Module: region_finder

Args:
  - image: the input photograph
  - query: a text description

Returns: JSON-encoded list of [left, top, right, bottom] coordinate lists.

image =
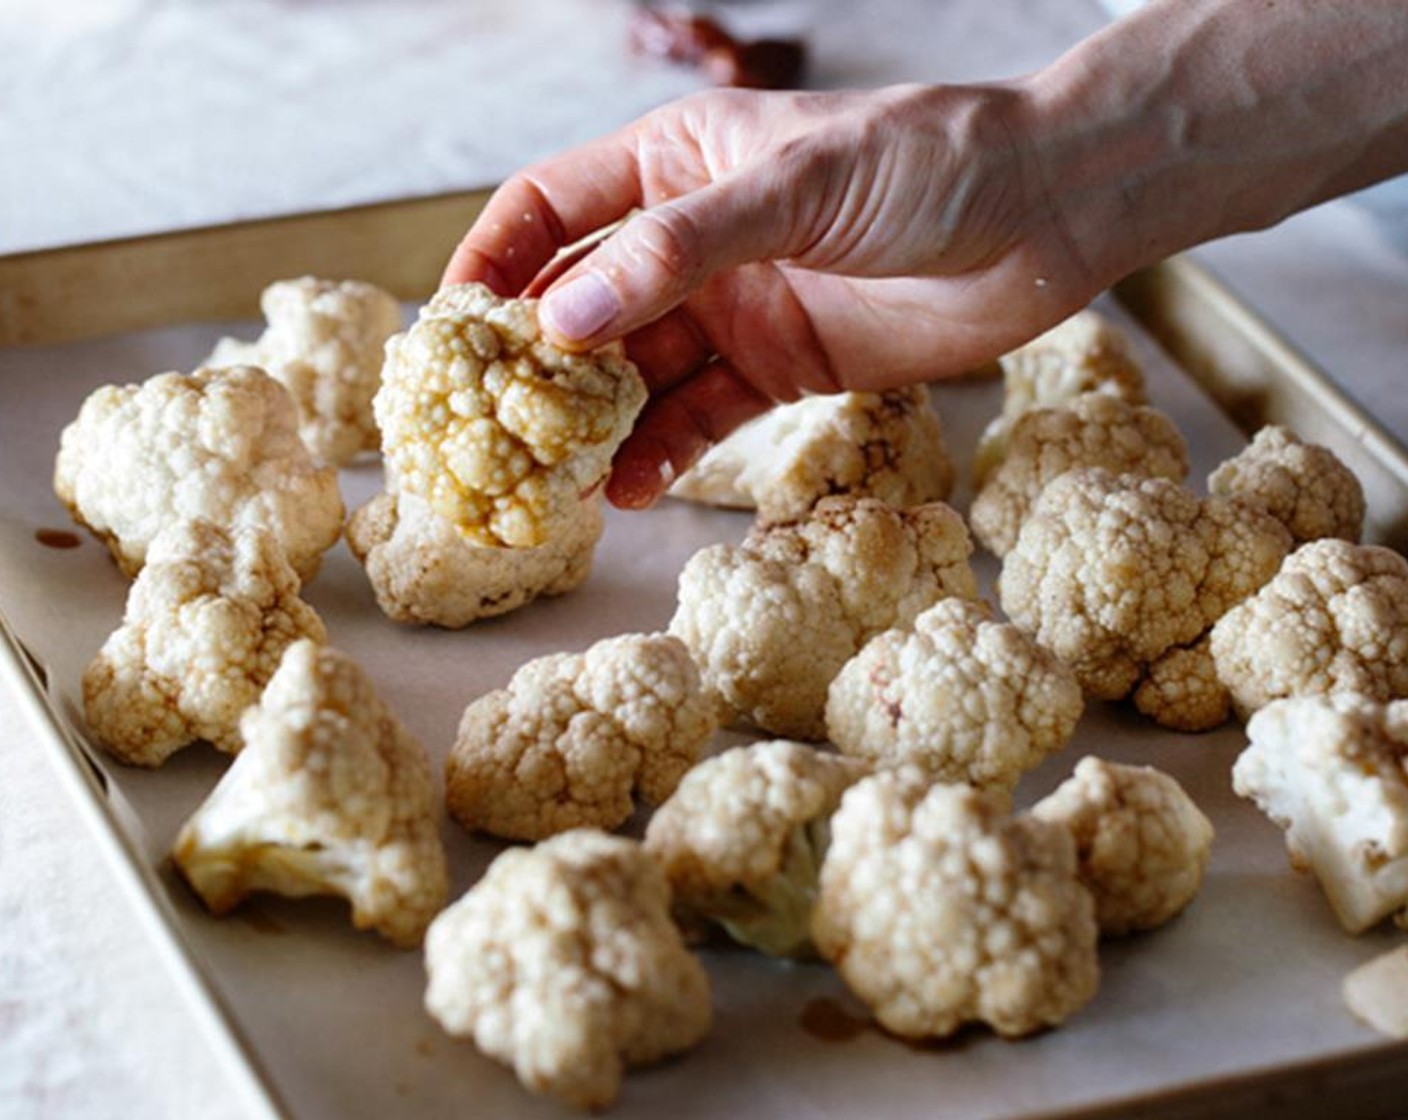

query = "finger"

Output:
[[440, 131, 646, 294], [522, 225, 613, 299], [539, 172, 807, 349], [606, 357, 773, 509], [442, 245, 512, 296], [622, 308, 713, 392]]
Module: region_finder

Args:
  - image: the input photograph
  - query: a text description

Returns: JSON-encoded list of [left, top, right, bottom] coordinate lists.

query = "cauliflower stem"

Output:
[[712, 815, 833, 957]]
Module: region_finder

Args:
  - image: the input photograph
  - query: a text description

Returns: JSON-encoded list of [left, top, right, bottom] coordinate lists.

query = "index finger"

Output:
[[441, 129, 646, 295]]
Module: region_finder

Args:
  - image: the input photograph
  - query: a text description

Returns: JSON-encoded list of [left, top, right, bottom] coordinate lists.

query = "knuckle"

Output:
[[624, 206, 703, 288], [515, 173, 567, 246]]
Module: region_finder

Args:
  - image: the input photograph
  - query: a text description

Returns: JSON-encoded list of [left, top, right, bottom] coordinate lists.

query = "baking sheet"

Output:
[[1, 294, 1406, 1120]]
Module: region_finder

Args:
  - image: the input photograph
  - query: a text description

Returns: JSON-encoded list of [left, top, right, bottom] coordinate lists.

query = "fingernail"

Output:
[[541, 273, 620, 341], [606, 456, 665, 510]]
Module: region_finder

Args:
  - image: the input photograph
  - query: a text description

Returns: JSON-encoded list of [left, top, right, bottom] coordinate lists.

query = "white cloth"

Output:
[[0, 0, 1101, 254], [0, 0, 702, 253], [0, 684, 246, 1120]]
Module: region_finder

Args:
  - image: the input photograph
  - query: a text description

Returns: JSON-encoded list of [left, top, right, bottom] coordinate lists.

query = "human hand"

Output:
[[444, 0, 1408, 507], [446, 0, 1408, 510], [444, 84, 1104, 507]]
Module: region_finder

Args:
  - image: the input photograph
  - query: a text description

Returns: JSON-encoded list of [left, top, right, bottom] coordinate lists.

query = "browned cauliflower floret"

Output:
[[1233, 694, 1408, 933], [973, 309, 1146, 486], [969, 392, 1189, 557], [825, 598, 1083, 790], [423, 830, 711, 1111], [374, 282, 646, 548], [1208, 424, 1366, 545], [670, 496, 978, 740], [208, 277, 403, 466], [82, 519, 326, 767], [346, 489, 602, 627], [1211, 539, 1408, 718], [446, 633, 717, 841], [1131, 638, 1232, 732], [643, 741, 866, 957], [53, 365, 344, 581], [1031, 757, 1214, 936], [812, 773, 1099, 1039], [669, 387, 954, 522], [999, 469, 1291, 700], [173, 641, 449, 948]]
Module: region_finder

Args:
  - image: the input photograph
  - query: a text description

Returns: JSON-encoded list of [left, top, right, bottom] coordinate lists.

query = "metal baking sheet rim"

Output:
[[4, 194, 1408, 1119], [0, 612, 293, 1120]]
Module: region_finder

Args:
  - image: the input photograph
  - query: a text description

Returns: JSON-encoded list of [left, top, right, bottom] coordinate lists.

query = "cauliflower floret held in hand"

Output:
[[1032, 757, 1214, 936], [970, 392, 1189, 557], [83, 519, 326, 767], [374, 282, 647, 549], [825, 598, 1082, 791], [643, 741, 867, 957], [669, 387, 954, 522], [423, 830, 712, 1112], [53, 365, 344, 581], [1234, 693, 1408, 933], [208, 276, 403, 466], [973, 309, 1146, 487], [999, 469, 1291, 701], [446, 633, 717, 841], [346, 489, 603, 627], [812, 773, 1099, 1039], [671, 495, 978, 740], [1208, 424, 1365, 545], [1210, 539, 1408, 718], [173, 640, 448, 948]]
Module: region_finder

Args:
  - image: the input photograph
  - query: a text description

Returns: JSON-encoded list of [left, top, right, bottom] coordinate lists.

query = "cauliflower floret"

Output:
[[1031, 757, 1214, 936], [670, 496, 978, 740], [1129, 428, 1358, 733], [82, 519, 326, 766], [1233, 693, 1408, 933], [423, 829, 711, 1111], [346, 489, 602, 627], [1343, 946, 1408, 1038], [209, 277, 403, 466], [812, 773, 1099, 1039], [53, 365, 344, 581], [1210, 539, 1408, 718], [446, 633, 717, 841], [825, 598, 1083, 790], [1208, 424, 1365, 545], [1132, 637, 1232, 732], [173, 640, 448, 948], [669, 387, 954, 522], [969, 392, 1189, 557], [999, 469, 1291, 700], [973, 309, 1146, 486], [374, 283, 646, 548], [643, 741, 866, 957]]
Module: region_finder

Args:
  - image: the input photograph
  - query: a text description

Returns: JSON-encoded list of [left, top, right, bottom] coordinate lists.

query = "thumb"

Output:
[[538, 175, 802, 348]]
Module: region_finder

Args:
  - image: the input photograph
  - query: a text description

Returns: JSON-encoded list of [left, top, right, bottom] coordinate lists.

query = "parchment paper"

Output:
[[0, 305, 1400, 1120]]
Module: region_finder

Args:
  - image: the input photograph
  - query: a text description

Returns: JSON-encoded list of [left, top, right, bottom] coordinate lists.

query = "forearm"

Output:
[[1026, 0, 1408, 284]]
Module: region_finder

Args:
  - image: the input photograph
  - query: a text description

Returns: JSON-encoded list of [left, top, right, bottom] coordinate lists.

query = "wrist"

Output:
[[1018, 35, 1204, 288]]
